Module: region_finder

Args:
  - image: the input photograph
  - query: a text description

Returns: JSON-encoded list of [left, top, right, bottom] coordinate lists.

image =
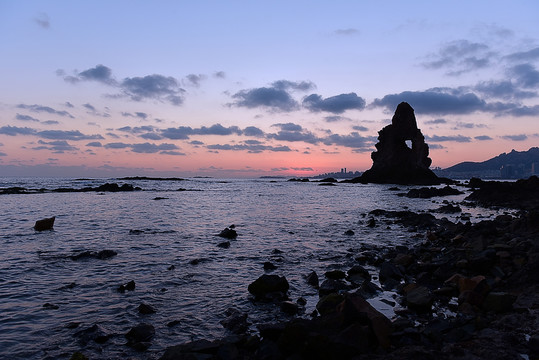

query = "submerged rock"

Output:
[[125, 323, 155, 351], [34, 216, 55, 231], [117, 280, 136, 293], [248, 274, 289, 299], [218, 227, 237, 239]]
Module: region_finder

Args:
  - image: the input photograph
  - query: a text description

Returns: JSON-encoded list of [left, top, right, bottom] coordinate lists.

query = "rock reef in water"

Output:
[[352, 102, 443, 185]]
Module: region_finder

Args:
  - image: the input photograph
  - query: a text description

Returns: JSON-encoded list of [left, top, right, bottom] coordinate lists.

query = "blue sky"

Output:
[[1, 1, 539, 177]]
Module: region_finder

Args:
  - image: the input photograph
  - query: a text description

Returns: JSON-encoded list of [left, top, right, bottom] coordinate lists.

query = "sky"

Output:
[[1, 1, 539, 178]]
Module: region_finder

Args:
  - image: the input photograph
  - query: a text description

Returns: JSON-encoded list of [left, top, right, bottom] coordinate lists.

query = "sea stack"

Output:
[[355, 102, 441, 185]]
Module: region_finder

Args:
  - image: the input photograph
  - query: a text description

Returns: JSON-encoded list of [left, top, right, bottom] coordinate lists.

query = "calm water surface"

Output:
[[0, 177, 505, 359]]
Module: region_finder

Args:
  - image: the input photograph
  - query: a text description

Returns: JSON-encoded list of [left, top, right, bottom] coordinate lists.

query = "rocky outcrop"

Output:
[[34, 216, 55, 231], [352, 102, 443, 185]]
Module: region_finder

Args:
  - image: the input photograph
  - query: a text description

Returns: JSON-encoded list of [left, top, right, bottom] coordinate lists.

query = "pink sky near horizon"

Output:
[[1, 1, 538, 178]]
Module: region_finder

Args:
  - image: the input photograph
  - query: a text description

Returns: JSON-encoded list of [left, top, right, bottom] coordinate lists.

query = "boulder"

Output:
[[248, 274, 289, 299], [349, 102, 443, 185], [125, 323, 155, 351], [218, 227, 237, 239], [34, 216, 55, 231]]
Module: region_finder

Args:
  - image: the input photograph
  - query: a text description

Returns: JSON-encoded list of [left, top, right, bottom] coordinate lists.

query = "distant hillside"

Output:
[[441, 147, 539, 179]]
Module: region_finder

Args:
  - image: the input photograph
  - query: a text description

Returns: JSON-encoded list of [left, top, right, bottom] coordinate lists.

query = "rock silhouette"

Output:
[[353, 102, 442, 185]]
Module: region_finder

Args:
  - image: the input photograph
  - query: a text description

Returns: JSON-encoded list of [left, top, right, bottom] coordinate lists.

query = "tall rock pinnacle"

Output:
[[355, 102, 442, 185]]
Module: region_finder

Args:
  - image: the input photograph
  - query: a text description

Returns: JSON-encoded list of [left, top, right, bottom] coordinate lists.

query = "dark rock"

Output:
[[70, 249, 117, 261], [34, 216, 55, 231], [117, 280, 136, 292], [248, 274, 289, 299], [379, 261, 403, 284], [436, 203, 462, 213], [217, 241, 231, 248], [325, 270, 346, 280], [347, 265, 371, 284], [404, 284, 433, 312], [74, 324, 110, 345], [43, 303, 59, 310], [466, 176, 539, 209], [69, 351, 88, 360], [319, 279, 350, 296], [125, 323, 155, 351], [218, 227, 237, 239], [316, 293, 345, 315], [166, 320, 181, 327], [405, 186, 463, 198], [344, 229, 355, 236], [138, 303, 156, 314], [220, 308, 248, 334], [349, 102, 444, 185], [367, 218, 376, 227], [306, 271, 319, 288], [152, 197, 168, 200], [280, 300, 299, 315], [482, 292, 516, 312], [263, 261, 277, 270]]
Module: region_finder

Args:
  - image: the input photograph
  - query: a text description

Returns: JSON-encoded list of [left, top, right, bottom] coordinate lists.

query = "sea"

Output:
[[0, 177, 509, 359]]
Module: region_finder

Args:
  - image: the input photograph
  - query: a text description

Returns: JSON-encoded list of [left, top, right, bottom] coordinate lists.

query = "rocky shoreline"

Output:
[[148, 177, 539, 360]]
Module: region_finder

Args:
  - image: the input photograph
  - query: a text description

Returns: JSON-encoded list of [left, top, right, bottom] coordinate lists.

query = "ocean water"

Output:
[[0, 177, 506, 359]]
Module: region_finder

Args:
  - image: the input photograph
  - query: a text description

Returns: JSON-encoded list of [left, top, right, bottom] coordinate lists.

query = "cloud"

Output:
[[291, 167, 314, 171], [333, 28, 359, 36], [422, 39, 494, 76], [121, 74, 185, 105], [194, 124, 242, 136], [509, 63, 539, 89], [506, 47, 539, 62], [16, 104, 74, 118], [425, 118, 447, 124], [271, 80, 316, 92], [190, 140, 204, 145], [131, 142, 179, 153], [15, 114, 40, 122], [352, 125, 369, 132], [372, 89, 486, 115], [0, 125, 37, 136], [34, 13, 50, 29], [206, 143, 292, 153], [64, 102, 74, 108], [86, 141, 103, 147], [37, 130, 104, 141], [322, 132, 375, 150], [161, 126, 194, 140], [303, 93, 366, 114], [140, 133, 163, 140], [213, 71, 226, 79], [184, 74, 206, 87], [273, 123, 303, 132], [269, 123, 319, 144], [33, 140, 78, 153], [78, 64, 115, 84], [160, 151, 186, 156], [42, 120, 60, 125], [231, 87, 298, 112], [474, 80, 536, 100], [425, 134, 471, 142], [104, 142, 131, 149], [118, 125, 157, 134], [243, 126, 265, 137], [500, 134, 527, 141], [121, 112, 149, 120], [474, 135, 493, 141]]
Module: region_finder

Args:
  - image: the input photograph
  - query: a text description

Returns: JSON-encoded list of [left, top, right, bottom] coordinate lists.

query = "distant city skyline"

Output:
[[1, 1, 539, 178]]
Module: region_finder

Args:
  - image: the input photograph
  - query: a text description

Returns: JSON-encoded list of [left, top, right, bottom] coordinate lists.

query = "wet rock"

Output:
[[347, 265, 371, 284], [217, 241, 231, 249], [404, 284, 433, 312], [344, 229, 355, 236], [379, 261, 403, 284], [117, 280, 136, 293], [153, 197, 168, 200], [319, 279, 350, 296], [263, 261, 277, 270], [43, 303, 59, 310], [218, 227, 237, 239], [34, 216, 55, 231], [529, 334, 539, 353], [220, 308, 248, 334], [166, 320, 181, 327], [316, 293, 345, 316], [70, 249, 117, 261], [248, 274, 289, 299], [367, 218, 376, 227], [74, 324, 110, 345], [280, 300, 299, 315], [482, 292, 516, 312], [69, 352, 88, 360], [466, 175, 539, 210], [436, 203, 462, 213], [306, 271, 319, 289], [405, 186, 463, 198], [125, 323, 155, 351], [325, 269, 346, 280], [138, 303, 156, 314]]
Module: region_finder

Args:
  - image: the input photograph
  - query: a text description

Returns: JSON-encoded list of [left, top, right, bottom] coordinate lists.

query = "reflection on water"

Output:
[[0, 178, 507, 359]]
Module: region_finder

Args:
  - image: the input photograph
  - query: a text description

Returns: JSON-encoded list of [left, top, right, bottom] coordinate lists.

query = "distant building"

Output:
[[312, 168, 362, 179]]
